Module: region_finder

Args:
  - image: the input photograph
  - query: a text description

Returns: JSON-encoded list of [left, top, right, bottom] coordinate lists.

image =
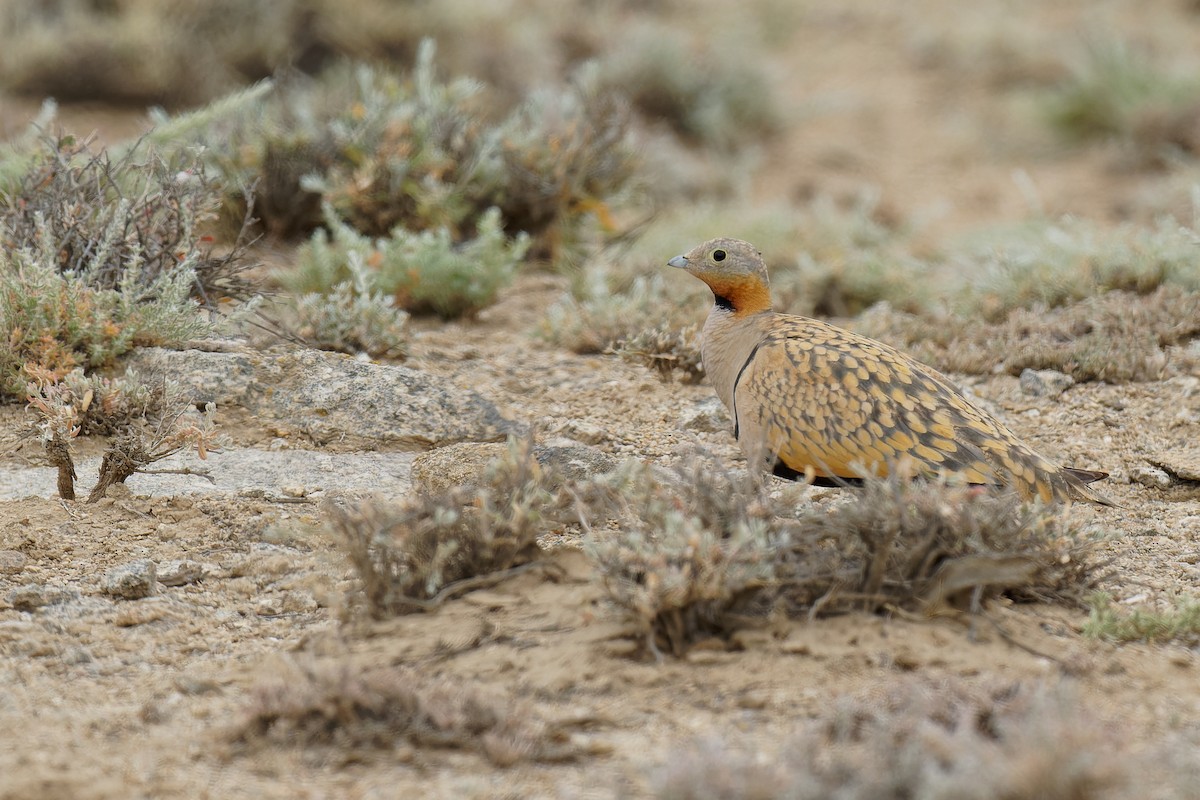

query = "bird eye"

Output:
[[712, 249, 727, 262]]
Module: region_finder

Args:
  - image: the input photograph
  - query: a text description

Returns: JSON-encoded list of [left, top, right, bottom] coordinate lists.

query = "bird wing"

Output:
[[732, 316, 1075, 502]]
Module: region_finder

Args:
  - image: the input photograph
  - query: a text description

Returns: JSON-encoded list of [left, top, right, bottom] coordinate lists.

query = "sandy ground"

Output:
[[3, 1, 1200, 797]]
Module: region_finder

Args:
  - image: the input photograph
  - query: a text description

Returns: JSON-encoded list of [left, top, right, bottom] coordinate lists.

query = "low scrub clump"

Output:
[[290, 206, 527, 319], [332, 438, 571, 616], [585, 449, 1098, 658], [951, 216, 1200, 320], [612, 323, 704, 383], [149, 44, 641, 270], [584, 456, 789, 659], [289, 272, 410, 359], [771, 195, 931, 318], [541, 270, 703, 355], [235, 656, 583, 766], [653, 677, 1141, 799], [24, 366, 222, 502], [1084, 592, 1200, 645], [1044, 35, 1200, 165]]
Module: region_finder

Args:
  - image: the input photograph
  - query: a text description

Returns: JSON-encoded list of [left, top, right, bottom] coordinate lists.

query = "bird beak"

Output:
[[667, 255, 689, 269]]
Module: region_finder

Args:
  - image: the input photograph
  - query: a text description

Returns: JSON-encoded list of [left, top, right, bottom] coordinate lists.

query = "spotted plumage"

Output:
[[668, 237, 1113, 505]]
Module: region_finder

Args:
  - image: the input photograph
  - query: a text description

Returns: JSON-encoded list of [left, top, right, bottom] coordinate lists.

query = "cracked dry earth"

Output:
[[1, 268, 1199, 798]]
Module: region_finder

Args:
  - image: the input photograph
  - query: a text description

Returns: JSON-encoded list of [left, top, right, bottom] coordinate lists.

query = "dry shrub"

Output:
[[1, 134, 256, 306], [585, 448, 1099, 658], [784, 470, 1099, 613], [234, 656, 581, 766], [653, 677, 1138, 800], [858, 286, 1200, 382], [583, 456, 787, 659], [331, 437, 571, 616], [612, 323, 704, 383]]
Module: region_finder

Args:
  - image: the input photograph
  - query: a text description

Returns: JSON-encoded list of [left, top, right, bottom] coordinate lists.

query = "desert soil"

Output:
[[3, 2, 1200, 798]]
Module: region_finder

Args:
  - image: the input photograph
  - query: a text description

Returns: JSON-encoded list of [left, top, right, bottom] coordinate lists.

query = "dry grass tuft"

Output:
[[585, 449, 1099, 658], [234, 656, 582, 766], [332, 437, 571, 617], [653, 677, 1138, 800]]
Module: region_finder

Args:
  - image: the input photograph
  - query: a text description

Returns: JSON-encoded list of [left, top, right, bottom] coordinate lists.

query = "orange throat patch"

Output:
[[704, 276, 771, 316]]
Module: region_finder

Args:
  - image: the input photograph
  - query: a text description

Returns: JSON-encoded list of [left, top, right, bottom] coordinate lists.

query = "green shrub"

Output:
[[290, 206, 527, 319], [289, 255, 410, 360]]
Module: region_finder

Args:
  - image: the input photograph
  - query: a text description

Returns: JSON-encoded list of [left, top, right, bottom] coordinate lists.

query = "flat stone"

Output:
[[124, 347, 520, 449], [1148, 453, 1200, 483]]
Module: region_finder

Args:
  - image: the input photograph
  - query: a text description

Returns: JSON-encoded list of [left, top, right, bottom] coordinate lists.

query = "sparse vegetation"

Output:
[[1084, 592, 1200, 645], [597, 22, 781, 151], [950, 216, 1200, 320], [1044, 35, 1200, 165], [235, 656, 583, 766], [288, 255, 410, 359], [653, 678, 1136, 800], [858, 284, 1200, 382]]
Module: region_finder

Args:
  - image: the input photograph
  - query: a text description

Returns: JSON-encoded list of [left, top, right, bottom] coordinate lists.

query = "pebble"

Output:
[[0, 550, 28, 575], [1019, 368, 1074, 398], [158, 560, 207, 587], [101, 560, 158, 600], [680, 397, 729, 433]]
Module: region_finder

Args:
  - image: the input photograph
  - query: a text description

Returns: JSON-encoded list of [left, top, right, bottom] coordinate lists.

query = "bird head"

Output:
[[667, 237, 771, 314]]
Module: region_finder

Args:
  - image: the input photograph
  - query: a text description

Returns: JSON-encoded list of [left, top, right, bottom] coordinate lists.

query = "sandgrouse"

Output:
[[668, 237, 1113, 505]]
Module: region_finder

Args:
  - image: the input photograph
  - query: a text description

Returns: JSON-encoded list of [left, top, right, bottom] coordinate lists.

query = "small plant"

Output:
[[775, 196, 930, 318], [332, 437, 569, 616], [87, 397, 222, 503], [1084, 592, 1200, 645], [234, 656, 581, 766], [290, 206, 527, 319], [488, 71, 641, 263], [541, 272, 701, 355], [23, 364, 81, 500], [289, 252, 410, 359]]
